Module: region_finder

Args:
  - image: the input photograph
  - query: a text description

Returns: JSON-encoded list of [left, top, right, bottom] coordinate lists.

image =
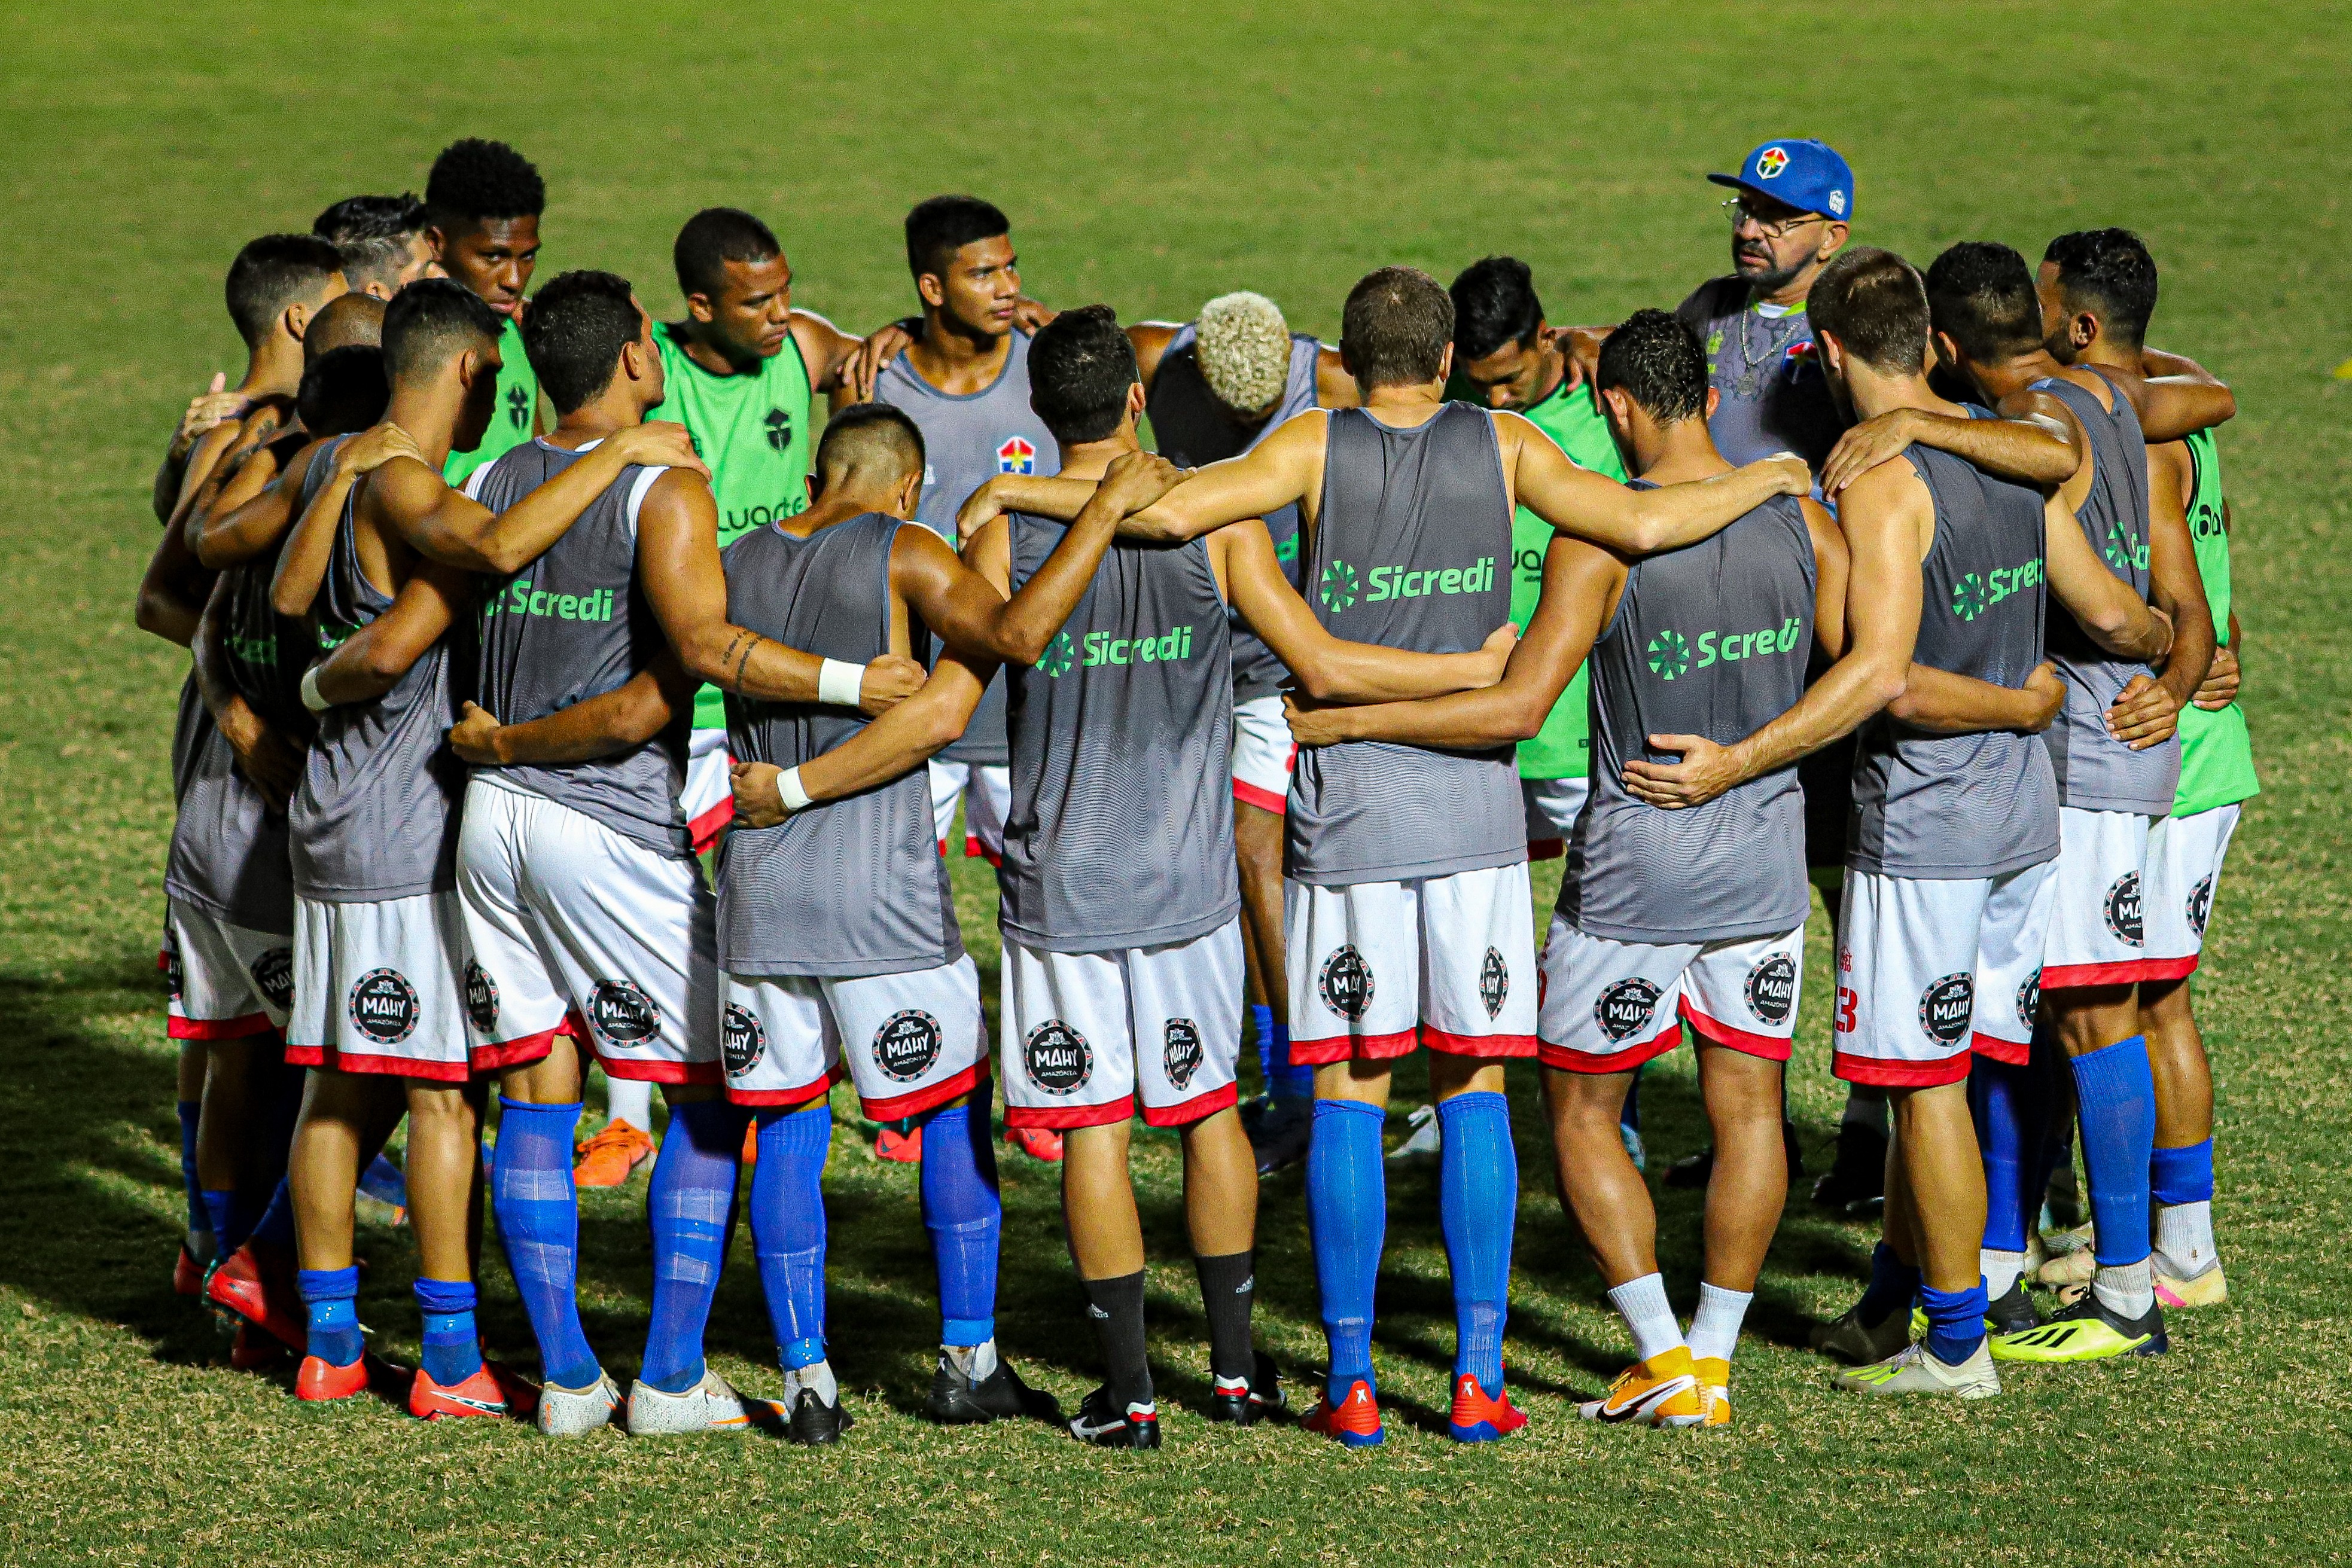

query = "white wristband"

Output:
[[776, 766, 812, 813], [300, 665, 331, 715], [817, 658, 866, 708]]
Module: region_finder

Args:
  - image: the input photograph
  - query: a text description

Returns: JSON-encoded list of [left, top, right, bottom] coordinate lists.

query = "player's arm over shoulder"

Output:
[[1800, 496, 1851, 661], [1122, 408, 1327, 543]]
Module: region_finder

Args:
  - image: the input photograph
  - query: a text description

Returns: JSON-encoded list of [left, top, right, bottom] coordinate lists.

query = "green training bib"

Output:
[[1513, 378, 1627, 780], [444, 313, 539, 485], [2173, 426, 2258, 816]]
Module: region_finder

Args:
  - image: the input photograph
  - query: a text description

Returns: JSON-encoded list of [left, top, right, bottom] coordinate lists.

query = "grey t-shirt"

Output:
[[1675, 277, 1844, 472]]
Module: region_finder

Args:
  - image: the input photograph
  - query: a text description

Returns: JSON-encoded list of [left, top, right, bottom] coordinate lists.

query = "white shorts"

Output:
[[681, 727, 733, 855], [927, 760, 1009, 865], [1286, 863, 1538, 1065], [2143, 803, 2241, 977], [1535, 915, 1803, 1073], [456, 781, 721, 1087], [2042, 807, 2158, 990], [1231, 693, 1295, 815], [1000, 919, 1244, 1130], [1522, 776, 1589, 862], [164, 898, 294, 1041], [1830, 862, 2056, 1087], [286, 890, 471, 1081], [721, 954, 988, 1119]]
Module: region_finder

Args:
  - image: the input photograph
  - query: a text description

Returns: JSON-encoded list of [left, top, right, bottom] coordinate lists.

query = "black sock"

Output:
[[1083, 1270, 1151, 1407], [1193, 1249, 1257, 1383]]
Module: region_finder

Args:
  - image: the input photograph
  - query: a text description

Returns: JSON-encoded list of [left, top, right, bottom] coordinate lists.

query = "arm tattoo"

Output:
[[733, 632, 760, 694]]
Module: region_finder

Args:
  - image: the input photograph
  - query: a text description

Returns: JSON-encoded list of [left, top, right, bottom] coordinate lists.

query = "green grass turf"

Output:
[[4, 0, 2350, 1561]]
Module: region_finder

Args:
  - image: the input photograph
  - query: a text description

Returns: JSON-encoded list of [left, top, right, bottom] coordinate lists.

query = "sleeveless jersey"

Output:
[[1000, 512, 1238, 952], [1675, 277, 1844, 471], [163, 698, 295, 934], [1146, 325, 1321, 703], [223, 437, 342, 745], [1512, 377, 1629, 780], [1847, 444, 2058, 878], [2034, 371, 2180, 816], [467, 438, 690, 859], [2173, 427, 2258, 816], [1292, 404, 1522, 884], [874, 331, 1061, 766], [444, 312, 538, 485], [1564, 488, 1814, 943], [288, 483, 467, 902], [717, 513, 962, 977]]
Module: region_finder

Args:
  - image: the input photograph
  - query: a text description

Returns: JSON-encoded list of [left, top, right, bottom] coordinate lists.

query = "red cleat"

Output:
[[875, 1125, 922, 1163], [409, 1359, 540, 1421], [1447, 1371, 1529, 1442], [1302, 1378, 1384, 1447], [298, 1351, 370, 1402], [229, 1322, 287, 1372], [174, 1243, 208, 1298], [1004, 1124, 1064, 1163], [205, 1241, 303, 1350]]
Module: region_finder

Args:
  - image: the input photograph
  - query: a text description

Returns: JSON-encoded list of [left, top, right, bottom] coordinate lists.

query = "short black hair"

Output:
[[1924, 242, 2042, 364], [1807, 246, 1930, 374], [1449, 256, 1544, 364], [904, 195, 1009, 281], [1595, 309, 1707, 424], [1341, 266, 1454, 389], [815, 402, 926, 487], [674, 207, 781, 301], [297, 344, 390, 438], [425, 138, 545, 227], [225, 234, 345, 349], [2043, 228, 2158, 348], [521, 270, 644, 415], [382, 276, 503, 385], [315, 193, 430, 294], [1027, 305, 1137, 446], [304, 292, 387, 361]]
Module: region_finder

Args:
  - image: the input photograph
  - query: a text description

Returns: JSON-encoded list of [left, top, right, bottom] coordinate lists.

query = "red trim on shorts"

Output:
[[472, 1024, 563, 1074], [284, 1044, 324, 1067], [1006, 1094, 1135, 1130], [963, 835, 1002, 868], [1971, 1031, 2031, 1067], [1288, 1027, 1419, 1066], [1423, 1027, 1538, 1059], [1232, 778, 1289, 815], [2040, 959, 2152, 990], [688, 797, 733, 856], [1680, 1000, 1792, 1063], [167, 1012, 278, 1042], [1832, 1049, 1970, 1088], [1141, 1082, 1239, 1128], [2140, 954, 2199, 982], [724, 1062, 842, 1111], [599, 1055, 724, 1087], [298, 1045, 472, 1083], [861, 1063, 988, 1122], [1526, 837, 1565, 862], [1538, 1020, 1683, 1075]]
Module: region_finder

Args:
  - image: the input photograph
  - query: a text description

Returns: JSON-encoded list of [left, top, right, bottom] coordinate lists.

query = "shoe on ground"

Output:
[[297, 1349, 371, 1402], [874, 1124, 922, 1163], [175, 1242, 209, 1298], [1003, 1124, 1064, 1163], [925, 1352, 1059, 1424], [1577, 1347, 1706, 1428], [627, 1368, 781, 1434], [1070, 1386, 1162, 1449], [1833, 1338, 2000, 1398], [1809, 1298, 1915, 1365], [1812, 1121, 1888, 1210], [205, 1240, 304, 1351], [2155, 1261, 2227, 1310], [1994, 1289, 2167, 1362], [1302, 1378, 1384, 1447], [785, 1374, 854, 1446], [1237, 1093, 1271, 1136], [1448, 1370, 1528, 1442], [573, 1119, 655, 1188], [1664, 1146, 1713, 1191], [539, 1371, 623, 1436], [1387, 1103, 1441, 1164], [1208, 1350, 1284, 1425], [1251, 1097, 1312, 1176], [1983, 1280, 2039, 1353], [1695, 1356, 1732, 1427], [229, 1322, 287, 1372], [410, 1359, 539, 1421]]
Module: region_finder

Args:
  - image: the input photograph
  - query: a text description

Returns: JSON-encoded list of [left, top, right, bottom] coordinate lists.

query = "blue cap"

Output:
[[1708, 139, 1854, 221]]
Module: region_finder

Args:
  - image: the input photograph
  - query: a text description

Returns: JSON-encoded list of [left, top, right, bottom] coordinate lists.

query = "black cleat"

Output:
[[1208, 1350, 1285, 1425], [785, 1383, 853, 1446], [925, 1352, 1060, 1424], [1985, 1279, 2039, 1340], [1810, 1297, 1915, 1365], [1664, 1146, 1714, 1189], [1070, 1385, 1161, 1448], [1812, 1121, 1887, 1211], [1249, 1097, 1312, 1176]]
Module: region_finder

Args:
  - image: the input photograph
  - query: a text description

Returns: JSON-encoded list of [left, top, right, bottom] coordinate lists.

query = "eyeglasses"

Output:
[[1722, 199, 1831, 239]]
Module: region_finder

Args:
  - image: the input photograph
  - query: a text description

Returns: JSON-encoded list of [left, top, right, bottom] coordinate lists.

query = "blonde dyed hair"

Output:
[[1194, 291, 1292, 413]]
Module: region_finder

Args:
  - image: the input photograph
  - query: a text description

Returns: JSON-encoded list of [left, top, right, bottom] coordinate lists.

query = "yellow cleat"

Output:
[[2155, 1262, 2227, 1310], [1577, 1346, 1706, 1429], [1694, 1356, 1732, 1428]]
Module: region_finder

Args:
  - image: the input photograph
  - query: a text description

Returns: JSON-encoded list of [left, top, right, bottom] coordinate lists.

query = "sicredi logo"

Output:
[[1647, 618, 1803, 680], [1042, 624, 1198, 675], [1321, 557, 1495, 611], [485, 581, 621, 624], [1949, 559, 2043, 621]]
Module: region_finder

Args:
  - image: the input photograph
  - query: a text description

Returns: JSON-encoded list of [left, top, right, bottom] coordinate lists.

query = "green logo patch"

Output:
[[1647, 629, 1692, 680], [1037, 630, 1078, 678], [1319, 560, 1359, 613]]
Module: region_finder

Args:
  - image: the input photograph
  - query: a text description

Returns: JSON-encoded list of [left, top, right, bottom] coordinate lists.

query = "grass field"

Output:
[[4, 1, 2350, 1562]]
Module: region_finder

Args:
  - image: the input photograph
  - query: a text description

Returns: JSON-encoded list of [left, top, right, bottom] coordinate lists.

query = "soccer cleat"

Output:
[[1984, 1280, 2040, 1346], [538, 1371, 623, 1437], [1664, 1146, 1713, 1190], [1833, 1339, 2000, 1398], [205, 1241, 304, 1351], [1577, 1347, 1706, 1428], [626, 1368, 781, 1435], [1694, 1356, 1732, 1428], [1386, 1103, 1441, 1165], [174, 1243, 208, 1298], [2037, 1228, 2097, 1289], [229, 1323, 286, 1372], [410, 1359, 538, 1421], [2155, 1262, 2228, 1310], [785, 1375, 854, 1446], [1070, 1386, 1162, 1449], [1809, 1298, 1915, 1366], [1207, 1351, 1285, 1425], [1302, 1379, 1384, 1447], [1250, 1099, 1312, 1176], [925, 1352, 1059, 1424], [1994, 1291, 2167, 1362], [1447, 1371, 1529, 1442], [1812, 1121, 1888, 1212], [874, 1124, 922, 1163], [1003, 1124, 1064, 1163], [572, 1119, 655, 1188], [297, 1351, 370, 1402]]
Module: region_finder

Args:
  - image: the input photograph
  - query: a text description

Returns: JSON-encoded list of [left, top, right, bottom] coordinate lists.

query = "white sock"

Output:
[[605, 1077, 654, 1132], [1684, 1282, 1753, 1365], [2093, 1258, 2155, 1320], [2152, 1200, 2217, 1278], [787, 1359, 839, 1405], [947, 1337, 998, 1380], [1981, 1248, 2026, 1299], [1606, 1273, 1686, 1364]]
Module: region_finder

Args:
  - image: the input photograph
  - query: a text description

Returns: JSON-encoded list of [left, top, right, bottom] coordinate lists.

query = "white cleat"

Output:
[[626, 1368, 782, 1435], [1832, 1340, 2001, 1399], [1387, 1104, 1442, 1163], [538, 1371, 623, 1437]]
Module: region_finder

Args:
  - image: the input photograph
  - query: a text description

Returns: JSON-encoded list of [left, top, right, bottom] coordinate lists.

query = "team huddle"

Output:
[[143, 132, 2256, 1448]]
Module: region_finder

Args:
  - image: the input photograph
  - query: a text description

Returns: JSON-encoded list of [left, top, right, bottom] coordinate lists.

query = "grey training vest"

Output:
[[717, 513, 963, 977], [224, 437, 342, 745], [2033, 371, 2180, 816], [466, 438, 690, 859], [1675, 277, 1844, 472], [999, 511, 1238, 952], [1146, 325, 1321, 702], [1847, 442, 2059, 878], [164, 703, 295, 935], [1291, 404, 1523, 885], [873, 331, 1061, 766], [1565, 488, 1814, 943]]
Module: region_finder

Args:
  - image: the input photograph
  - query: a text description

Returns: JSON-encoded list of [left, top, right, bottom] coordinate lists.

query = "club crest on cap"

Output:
[[1756, 146, 1790, 179]]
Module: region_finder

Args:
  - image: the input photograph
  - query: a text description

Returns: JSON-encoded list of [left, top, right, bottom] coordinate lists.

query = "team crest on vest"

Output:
[[722, 1004, 766, 1077], [251, 947, 295, 1014], [1024, 1020, 1092, 1095], [763, 407, 793, 452], [1479, 948, 1510, 1020], [1744, 953, 1796, 1026], [1318, 945, 1374, 1020], [1163, 1018, 1205, 1090], [1756, 146, 1790, 179], [2016, 971, 2041, 1030], [463, 960, 499, 1032], [873, 1009, 944, 1083], [1594, 977, 1662, 1044], [589, 979, 662, 1045], [997, 436, 1036, 475], [348, 968, 420, 1045], [2187, 874, 2214, 938], [505, 384, 532, 429], [1918, 973, 1975, 1045], [2103, 871, 2144, 946]]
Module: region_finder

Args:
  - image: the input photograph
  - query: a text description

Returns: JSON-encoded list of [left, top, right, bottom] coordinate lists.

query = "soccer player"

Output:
[[315, 193, 443, 299], [425, 138, 546, 484]]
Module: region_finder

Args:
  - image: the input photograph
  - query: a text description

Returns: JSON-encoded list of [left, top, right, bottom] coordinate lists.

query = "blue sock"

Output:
[[488, 1099, 600, 1390], [202, 1188, 240, 1252], [177, 1099, 208, 1241], [1271, 1023, 1312, 1101], [1306, 1097, 1386, 1401], [641, 1098, 748, 1393], [298, 1265, 362, 1366], [1857, 1241, 1921, 1322], [1920, 1278, 1987, 1364], [358, 1152, 407, 1209], [750, 1103, 833, 1368], [415, 1277, 482, 1386], [249, 1177, 298, 1252], [2068, 1036, 2156, 1267], [919, 1102, 1001, 1347], [1969, 1055, 2046, 1255], [2150, 1137, 2214, 1205], [1250, 1003, 1275, 1084], [1437, 1092, 1515, 1392]]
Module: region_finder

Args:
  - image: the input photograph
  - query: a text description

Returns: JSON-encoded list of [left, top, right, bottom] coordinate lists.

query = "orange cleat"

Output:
[[409, 1359, 540, 1421], [573, 1119, 655, 1188], [1003, 1124, 1063, 1163], [1694, 1356, 1732, 1427], [1302, 1378, 1384, 1447], [741, 1121, 760, 1164], [1576, 1346, 1707, 1429], [174, 1243, 208, 1298], [875, 1125, 922, 1163], [298, 1351, 371, 1402], [205, 1241, 304, 1351], [1447, 1370, 1529, 1442]]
